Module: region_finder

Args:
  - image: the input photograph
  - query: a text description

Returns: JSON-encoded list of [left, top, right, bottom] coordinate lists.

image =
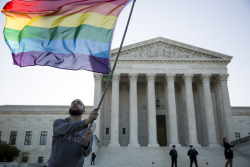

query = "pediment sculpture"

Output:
[[111, 40, 226, 61]]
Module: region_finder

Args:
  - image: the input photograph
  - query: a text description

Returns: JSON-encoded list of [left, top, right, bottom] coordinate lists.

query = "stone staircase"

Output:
[[83, 145, 250, 167]]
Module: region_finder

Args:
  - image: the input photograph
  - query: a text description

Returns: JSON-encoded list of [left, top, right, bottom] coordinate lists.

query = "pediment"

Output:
[[111, 37, 232, 62]]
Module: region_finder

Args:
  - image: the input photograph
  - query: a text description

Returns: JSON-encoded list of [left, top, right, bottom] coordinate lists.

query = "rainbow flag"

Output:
[[2, 0, 132, 73]]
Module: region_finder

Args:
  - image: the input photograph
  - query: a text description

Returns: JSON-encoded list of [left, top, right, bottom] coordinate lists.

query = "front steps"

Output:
[[84, 145, 250, 167]]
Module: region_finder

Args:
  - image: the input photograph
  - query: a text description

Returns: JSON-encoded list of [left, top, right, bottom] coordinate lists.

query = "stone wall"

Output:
[[232, 107, 250, 138]]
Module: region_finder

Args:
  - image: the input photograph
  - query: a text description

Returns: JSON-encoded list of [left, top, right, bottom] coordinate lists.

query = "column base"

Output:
[[188, 142, 201, 147], [128, 143, 140, 147], [208, 143, 220, 147], [148, 143, 159, 147], [169, 143, 181, 147], [108, 142, 120, 147]]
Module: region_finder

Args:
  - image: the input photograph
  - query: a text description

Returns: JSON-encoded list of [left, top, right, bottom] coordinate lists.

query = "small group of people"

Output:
[[169, 145, 198, 167], [169, 137, 235, 167]]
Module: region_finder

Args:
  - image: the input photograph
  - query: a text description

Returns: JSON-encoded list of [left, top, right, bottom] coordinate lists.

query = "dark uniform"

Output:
[[187, 146, 198, 167], [169, 146, 178, 167], [91, 152, 96, 165]]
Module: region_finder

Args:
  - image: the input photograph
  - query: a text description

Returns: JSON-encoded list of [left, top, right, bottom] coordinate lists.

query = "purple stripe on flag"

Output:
[[12, 51, 110, 73]]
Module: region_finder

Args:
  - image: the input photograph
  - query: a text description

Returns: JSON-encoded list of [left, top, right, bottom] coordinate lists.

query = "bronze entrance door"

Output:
[[156, 115, 167, 146]]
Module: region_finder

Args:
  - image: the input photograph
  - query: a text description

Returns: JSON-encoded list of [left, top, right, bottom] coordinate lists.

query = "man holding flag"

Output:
[[48, 99, 98, 167]]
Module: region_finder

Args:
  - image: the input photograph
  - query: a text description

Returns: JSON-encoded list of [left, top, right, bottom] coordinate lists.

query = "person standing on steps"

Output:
[[91, 152, 96, 165], [187, 145, 199, 167], [223, 137, 235, 167], [169, 145, 178, 167]]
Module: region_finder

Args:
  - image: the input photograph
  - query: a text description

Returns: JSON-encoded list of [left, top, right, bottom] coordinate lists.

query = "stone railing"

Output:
[[231, 136, 250, 146], [0, 162, 19, 167], [0, 162, 47, 167]]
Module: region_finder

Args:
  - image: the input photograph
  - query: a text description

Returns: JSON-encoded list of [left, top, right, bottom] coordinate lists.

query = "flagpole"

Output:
[[88, 0, 136, 130]]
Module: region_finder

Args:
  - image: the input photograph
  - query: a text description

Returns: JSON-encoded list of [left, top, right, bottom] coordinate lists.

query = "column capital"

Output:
[[129, 73, 138, 82], [112, 74, 120, 82], [183, 74, 193, 82], [201, 74, 211, 82], [165, 74, 176, 82], [219, 74, 229, 81], [93, 73, 103, 81], [146, 73, 156, 82]]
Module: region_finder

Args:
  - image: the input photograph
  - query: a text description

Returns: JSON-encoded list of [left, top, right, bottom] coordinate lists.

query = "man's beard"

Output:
[[69, 108, 83, 116]]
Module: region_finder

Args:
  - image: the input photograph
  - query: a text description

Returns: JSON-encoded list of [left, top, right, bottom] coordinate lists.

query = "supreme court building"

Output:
[[0, 37, 250, 163], [94, 37, 236, 148]]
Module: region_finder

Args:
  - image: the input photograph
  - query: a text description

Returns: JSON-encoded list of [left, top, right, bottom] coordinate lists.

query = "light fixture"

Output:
[[156, 83, 160, 107]]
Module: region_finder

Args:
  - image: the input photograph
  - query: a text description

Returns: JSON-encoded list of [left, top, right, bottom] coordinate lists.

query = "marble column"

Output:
[[219, 74, 234, 141], [109, 74, 120, 147], [147, 74, 159, 146], [214, 79, 227, 140], [180, 83, 188, 146], [201, 74, 219, 147], [166, 74, 180, 146], [93, 73, 103, 140], [128, 74, 139, 146], [184, 74, 200, 146], [197, 80, 207, 146], [211, 84, 221, 144], [164, 82, 170, 145]]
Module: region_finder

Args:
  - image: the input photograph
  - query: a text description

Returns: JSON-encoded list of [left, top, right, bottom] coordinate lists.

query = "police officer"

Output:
[[187, 145, 198, 167], [169, 145, 178, 167]]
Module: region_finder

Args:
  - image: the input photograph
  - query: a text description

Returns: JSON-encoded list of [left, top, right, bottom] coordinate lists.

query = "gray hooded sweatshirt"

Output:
[[47, 117, 93, 167]]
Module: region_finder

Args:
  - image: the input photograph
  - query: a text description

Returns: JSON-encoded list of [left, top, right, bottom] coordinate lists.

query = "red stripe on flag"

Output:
[[4, 0, 129, 13]]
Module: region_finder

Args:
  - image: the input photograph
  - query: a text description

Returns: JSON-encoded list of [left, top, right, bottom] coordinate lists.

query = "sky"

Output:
[[0, 0, 249, 106]]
